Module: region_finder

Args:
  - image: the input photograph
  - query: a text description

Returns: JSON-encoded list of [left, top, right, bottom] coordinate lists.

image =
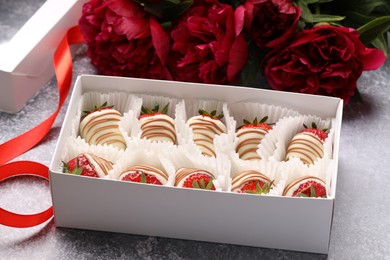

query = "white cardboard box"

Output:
[[49, 75, 343, 254], [0, 0, 87, 113]]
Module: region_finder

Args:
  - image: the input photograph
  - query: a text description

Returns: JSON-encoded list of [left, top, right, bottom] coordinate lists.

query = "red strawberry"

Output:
[[81, 101, 114, 121], [182, 173, 215, 190], [198, 109, 224, 121], [121, 171, 163, 185], [239, 116, 272, 131], [62, 153, 113, 178], [239, 180, 274, 194], [138, 103, 169, 119], [302, 122, 328, 141]]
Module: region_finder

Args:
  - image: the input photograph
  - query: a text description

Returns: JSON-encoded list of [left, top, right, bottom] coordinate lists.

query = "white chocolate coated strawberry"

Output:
[[286, 132, 324, 165], [187, 115, 227, 157], [79, 109, 126, 150], [140, 114, 176, 143]]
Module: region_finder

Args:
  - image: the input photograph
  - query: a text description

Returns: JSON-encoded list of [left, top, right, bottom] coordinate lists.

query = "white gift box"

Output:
[[49, 75, 343, 254], [0, 0, 87, 113]]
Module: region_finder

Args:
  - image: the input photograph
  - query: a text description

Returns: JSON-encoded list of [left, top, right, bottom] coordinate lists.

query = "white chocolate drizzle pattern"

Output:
[[175, 168, 215, 187], [282, 176, 325, 196], [187, 115, 227, 157], [119, 164, 168, 184], [285, 132, 324, 165], [84, 153, 113, 177], [236, 128, 268, 160], [231, 170, 272, 192], [140, 114, 176, 143], [79, 109, 126, 150]]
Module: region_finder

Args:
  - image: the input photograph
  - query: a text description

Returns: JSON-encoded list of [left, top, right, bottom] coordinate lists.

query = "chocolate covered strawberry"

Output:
[[63, 153, 113, 178], [283, 176, 327, 198], [175, 168, 216, 190], [139, 103, 176, 144], [231, 170, 274, 194], [286, 122, 328, 165], [236, 116, 272, 160], [187, 109, 227, 157], [79, 102, 126, 150], [119, 164, 168, 185]]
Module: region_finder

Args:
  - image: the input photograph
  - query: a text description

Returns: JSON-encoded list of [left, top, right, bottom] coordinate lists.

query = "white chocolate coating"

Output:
[[140, 114, 176, 143], [175, 168, 214, 187], [84, 153, 113, 178], [79, 109, 126, 150], [119, 164, 168, 185], [285, 132, 324, 165], [231, 170, 272, 192], [236, 128, 268, 160], [282, 176, 326, 197], [187, 115, 227, 157]]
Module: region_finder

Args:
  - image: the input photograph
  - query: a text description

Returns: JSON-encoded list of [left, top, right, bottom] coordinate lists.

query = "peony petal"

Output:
[[150, 18, 170, 64], [360, 48, 386, 71], [227, 34, 249, 83], [234, 6, 245, 36]]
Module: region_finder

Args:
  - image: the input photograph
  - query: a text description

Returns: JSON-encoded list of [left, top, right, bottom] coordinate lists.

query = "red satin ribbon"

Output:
[[0, 26, 84, 227]]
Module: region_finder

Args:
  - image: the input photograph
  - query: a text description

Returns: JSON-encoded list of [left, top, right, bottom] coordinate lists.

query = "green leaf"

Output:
[[192, 180, 200, 189], [205, 179, 214, 190], [240, 41, 265, 87], [372, 34, 389, 57], [310, 185, 317, 197], [358, 16, 390, 45], [140, 172, 147, 183], [161, 103, 169, 114], [345, 0, 389, 15], [199, 179, 206, 189], [311, 14, 345, 22]]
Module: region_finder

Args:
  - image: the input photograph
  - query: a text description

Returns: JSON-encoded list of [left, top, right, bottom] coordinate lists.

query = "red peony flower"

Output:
[[168, 1, 248, 84], [235, 0, 301, 49], [264, 25, 386, 103], [79, 0, 172, 79]]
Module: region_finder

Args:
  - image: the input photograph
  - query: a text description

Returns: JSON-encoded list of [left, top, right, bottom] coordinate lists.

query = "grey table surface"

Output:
[[1, 0, 390, 259]]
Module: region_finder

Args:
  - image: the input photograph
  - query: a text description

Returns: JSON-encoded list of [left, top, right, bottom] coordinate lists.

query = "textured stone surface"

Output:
[[1, 0, 390, 259]]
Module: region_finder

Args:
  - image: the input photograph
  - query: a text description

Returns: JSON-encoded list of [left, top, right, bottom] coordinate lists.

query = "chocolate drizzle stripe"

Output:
[[231, 170, 272, 191], [236, 128, 268, 138], [121, 164, 168, 181], [80, 111, 121, 137], [287, 139, 323, 158]]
